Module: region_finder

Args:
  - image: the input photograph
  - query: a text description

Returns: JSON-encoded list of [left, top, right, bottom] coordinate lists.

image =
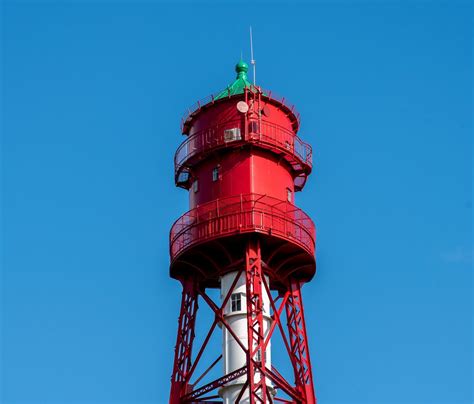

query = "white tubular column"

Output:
[[219, 270, 273, 403]]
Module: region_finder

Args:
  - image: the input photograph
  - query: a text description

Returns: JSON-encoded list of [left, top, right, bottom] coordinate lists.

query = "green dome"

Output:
[[235, 60, 249, 76]]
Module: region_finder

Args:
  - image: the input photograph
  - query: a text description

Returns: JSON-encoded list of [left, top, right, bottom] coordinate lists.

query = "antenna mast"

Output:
[[250, 26, 256, 85]]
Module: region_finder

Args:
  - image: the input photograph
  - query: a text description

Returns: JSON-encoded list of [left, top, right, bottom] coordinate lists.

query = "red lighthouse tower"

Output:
[[169, 61, 316, 404]]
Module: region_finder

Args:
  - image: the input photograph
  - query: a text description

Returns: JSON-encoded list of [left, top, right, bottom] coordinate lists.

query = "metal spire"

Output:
[[250, 26, 256, 85]]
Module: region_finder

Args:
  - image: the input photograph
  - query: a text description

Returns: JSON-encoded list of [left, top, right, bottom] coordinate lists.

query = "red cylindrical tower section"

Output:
[[180, 95, 307, 208], [176, 64, 312, 203], [189, 149, 295, 207]]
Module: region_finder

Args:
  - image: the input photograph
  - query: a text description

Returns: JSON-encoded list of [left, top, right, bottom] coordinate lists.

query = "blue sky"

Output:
[[1, 1, 472, 403]]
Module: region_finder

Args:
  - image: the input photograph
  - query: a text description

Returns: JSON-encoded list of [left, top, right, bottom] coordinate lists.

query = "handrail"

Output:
[[175, 119, 242, 172], [174, 120, 312, 182], [181, 86, 300, 131], [170, 193, 315, 260], [252, 120, 313, 165]]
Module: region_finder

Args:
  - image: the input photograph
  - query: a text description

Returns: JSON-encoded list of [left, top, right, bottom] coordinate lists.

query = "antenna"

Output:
[[250, 26, 256, 85]]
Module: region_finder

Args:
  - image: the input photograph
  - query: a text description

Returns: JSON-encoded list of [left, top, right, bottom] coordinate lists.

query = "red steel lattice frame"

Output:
[[169, 242, 316, 403], [170, 278, 199, 402], [244, 238, 268, 403], [286, 280, 316, 404]]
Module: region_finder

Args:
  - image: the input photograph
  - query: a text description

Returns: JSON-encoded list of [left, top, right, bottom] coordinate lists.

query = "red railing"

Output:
[[175, 119, 242, 173], [170, 193, 315, 260], [254, 120, 313, 165], [175, 120, 312, 182], [181, 86, 301, 131]]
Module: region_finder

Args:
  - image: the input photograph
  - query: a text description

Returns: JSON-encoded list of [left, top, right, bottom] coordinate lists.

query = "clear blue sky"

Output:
[[1, 1, 472, 403]]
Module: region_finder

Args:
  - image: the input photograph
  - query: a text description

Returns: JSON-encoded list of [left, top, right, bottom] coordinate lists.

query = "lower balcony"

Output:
[[170, 193, 316, 263]]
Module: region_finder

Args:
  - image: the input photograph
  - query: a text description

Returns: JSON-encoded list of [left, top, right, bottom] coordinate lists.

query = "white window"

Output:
[[193, 179, 199, 193], [287, 188, 292, 203], [255, 349, 266, 362], [212, 167, 219, 182], [224, 128, 241, 142], [231, 293, 241, 312]]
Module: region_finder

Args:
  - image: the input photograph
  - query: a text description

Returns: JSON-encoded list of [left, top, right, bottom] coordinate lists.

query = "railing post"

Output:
[[240, 193, 243, 229], [216, 199, 220, 234], [258, 89, 262, 142], [270, 204, 274, 232]]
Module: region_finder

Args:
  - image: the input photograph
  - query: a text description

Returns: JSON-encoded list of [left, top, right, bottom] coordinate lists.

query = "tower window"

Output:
[[193, 179, 199, 193], [212, 166, 219, 182], [224, 128, 241, 142], [287, 188, 292, 203], [255, 349, 267, 362], [230, 293, 241, 312]]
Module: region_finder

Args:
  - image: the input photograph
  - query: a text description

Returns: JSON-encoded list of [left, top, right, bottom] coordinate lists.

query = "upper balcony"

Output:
[[181, 87, 301, 135], [175, 118, 313, 191]]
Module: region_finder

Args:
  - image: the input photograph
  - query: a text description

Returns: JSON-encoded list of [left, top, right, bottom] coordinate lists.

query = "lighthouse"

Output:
[[169, 61, 317, 403]]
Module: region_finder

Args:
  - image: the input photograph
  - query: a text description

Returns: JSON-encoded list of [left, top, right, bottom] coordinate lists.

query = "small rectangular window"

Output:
[[224, 128, 241, 142], [287, 188, 292, 203], [254, 349, 267, 362], [231, 293, 241, 312], [193, 179, 199, 193], [212, 167, 219, 182]]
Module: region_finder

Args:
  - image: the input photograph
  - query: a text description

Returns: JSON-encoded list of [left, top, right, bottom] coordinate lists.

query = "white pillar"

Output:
[[219, 270, 274, 403]]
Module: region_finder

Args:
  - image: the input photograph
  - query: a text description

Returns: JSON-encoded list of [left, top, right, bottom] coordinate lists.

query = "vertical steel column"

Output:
[[245, 238, 268, 403], [285, 278, 316, 404], [169, 277, 199, 404]]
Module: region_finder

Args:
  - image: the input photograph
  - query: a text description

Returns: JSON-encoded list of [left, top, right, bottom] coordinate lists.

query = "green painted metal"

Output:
[[215, 61, 255, 100]]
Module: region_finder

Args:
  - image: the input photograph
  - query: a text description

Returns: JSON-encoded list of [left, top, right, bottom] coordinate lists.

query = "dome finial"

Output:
[[235, 60, 249, 79]]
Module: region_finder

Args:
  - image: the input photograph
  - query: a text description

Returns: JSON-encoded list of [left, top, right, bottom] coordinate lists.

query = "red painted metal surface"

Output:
[[175, 118, 312, 194], [245, 239, 269, 403], [170, 193, 315, 261], [286, 280, 316, 404], [170, 278, 198, 403], [187, 150, 296, 208], [169, 264, 316, 403], [169, 72, 317, 403], [181, 87, 301, 134], [177, 120, 312, 171], [177, 87, 312, 197]]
